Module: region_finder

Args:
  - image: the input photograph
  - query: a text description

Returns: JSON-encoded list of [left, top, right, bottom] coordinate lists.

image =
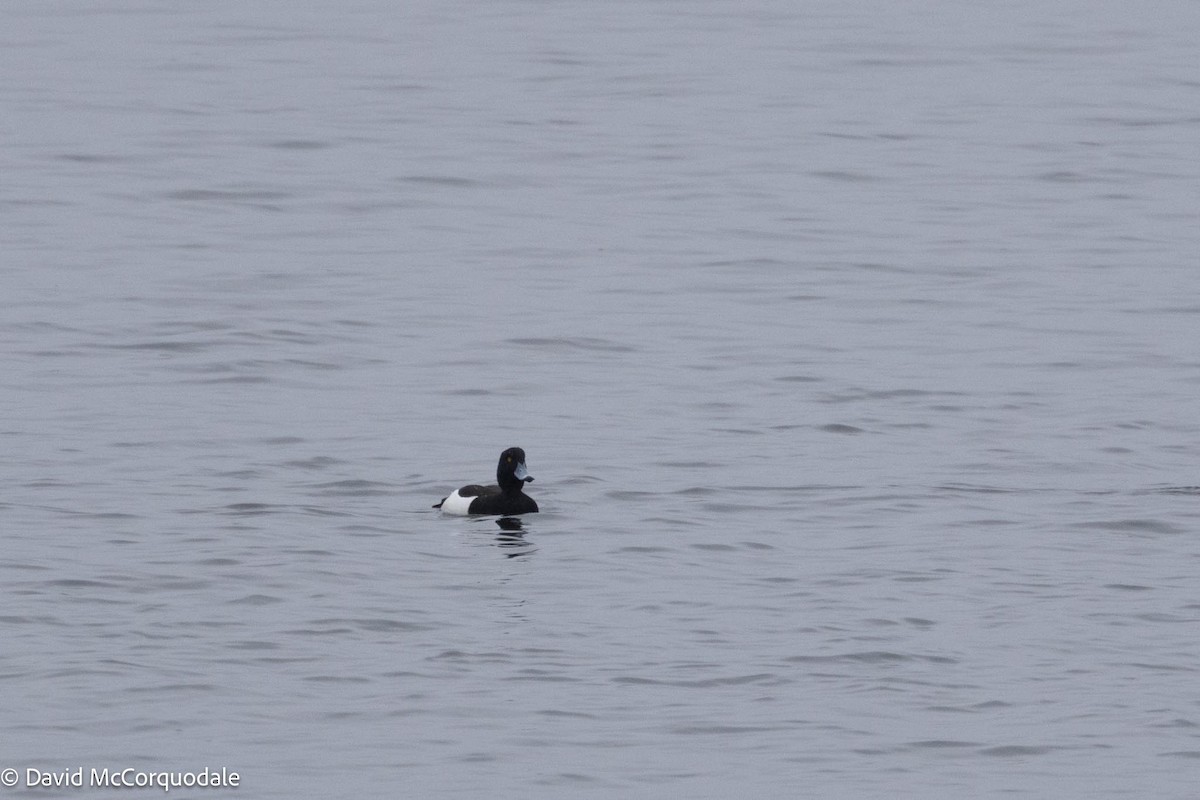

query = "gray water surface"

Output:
[[4, 1, 1200, 797]]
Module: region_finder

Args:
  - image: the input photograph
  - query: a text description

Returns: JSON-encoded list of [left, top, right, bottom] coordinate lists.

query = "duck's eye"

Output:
[[506, 456, 512, 463]]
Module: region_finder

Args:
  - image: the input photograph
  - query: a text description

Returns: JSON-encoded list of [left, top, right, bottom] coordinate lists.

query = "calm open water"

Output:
[[3, 1, 1199, 797]]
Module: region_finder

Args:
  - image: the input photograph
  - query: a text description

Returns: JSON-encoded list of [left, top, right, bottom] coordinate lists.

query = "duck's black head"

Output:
[[496, 447, 533, 492]]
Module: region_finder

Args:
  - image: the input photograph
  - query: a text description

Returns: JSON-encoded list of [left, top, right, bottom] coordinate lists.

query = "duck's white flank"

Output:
[[438, 489, 474, 516]]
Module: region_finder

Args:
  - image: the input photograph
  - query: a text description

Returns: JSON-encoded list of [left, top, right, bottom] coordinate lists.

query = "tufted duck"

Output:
[[433, 447, 539, 516]]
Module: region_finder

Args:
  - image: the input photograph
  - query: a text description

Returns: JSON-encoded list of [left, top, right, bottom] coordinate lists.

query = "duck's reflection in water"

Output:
[[494, 516, 534, 558]]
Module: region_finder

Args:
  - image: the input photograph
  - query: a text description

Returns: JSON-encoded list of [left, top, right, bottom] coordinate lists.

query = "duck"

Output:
[[433, 447, 539, 516]]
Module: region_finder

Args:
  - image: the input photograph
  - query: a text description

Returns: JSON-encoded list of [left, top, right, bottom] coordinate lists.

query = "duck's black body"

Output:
[[433, 447, 539, 516]]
